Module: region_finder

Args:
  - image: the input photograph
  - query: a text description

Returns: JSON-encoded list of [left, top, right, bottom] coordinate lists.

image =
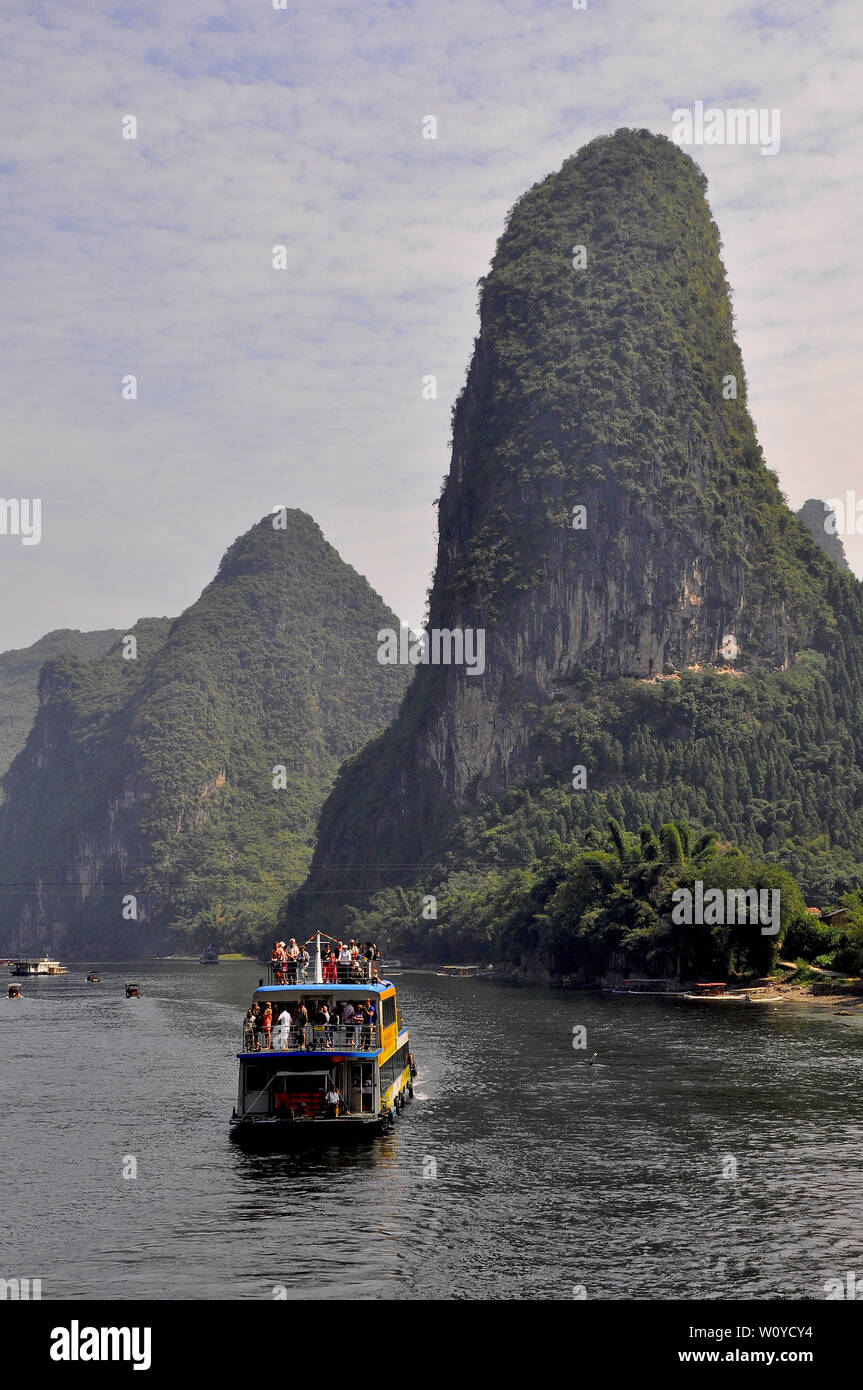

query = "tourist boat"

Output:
[[85, 971, 101, 983], [199, 943, 220, 965], [607, 977, 682, 996], [125, 982, 139, 998], [9, 957, 68, 976], [7, 983, 22, 998], [230, 935, 417, 1145]]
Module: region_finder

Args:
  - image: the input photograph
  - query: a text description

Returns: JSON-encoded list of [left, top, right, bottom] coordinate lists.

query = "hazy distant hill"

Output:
[[795, 498, 851, 571], [0, 628, 124, 782]]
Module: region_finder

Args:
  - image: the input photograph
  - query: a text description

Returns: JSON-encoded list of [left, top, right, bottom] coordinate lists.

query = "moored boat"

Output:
[[9, 957, 68, 976], [230, 935, 417, 1145], [678, 981, 784, 1004]]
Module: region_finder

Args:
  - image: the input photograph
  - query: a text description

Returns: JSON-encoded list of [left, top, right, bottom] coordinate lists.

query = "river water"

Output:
[[2, 962, 862, 1301]]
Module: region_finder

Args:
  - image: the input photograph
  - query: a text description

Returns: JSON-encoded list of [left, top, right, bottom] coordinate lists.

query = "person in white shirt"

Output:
[[337, 942, 352, 982], [274, 1007, 291, 1050], [325, 1084, 341, 1118]]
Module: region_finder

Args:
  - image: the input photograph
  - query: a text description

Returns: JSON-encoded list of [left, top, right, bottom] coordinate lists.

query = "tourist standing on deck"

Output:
[[275, 1005, 291, 1050], [297, 943, 310, 982], [322, 943, 336, 983], [286, 938, 299, 983], [337, 940, 352, 982], [294, 999, 309, 1049]]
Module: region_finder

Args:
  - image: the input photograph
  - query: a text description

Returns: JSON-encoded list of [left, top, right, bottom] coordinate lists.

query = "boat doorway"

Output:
[[347, 1061, 375, 1114]]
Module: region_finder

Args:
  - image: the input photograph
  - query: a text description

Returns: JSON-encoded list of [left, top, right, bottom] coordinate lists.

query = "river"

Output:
[[2, 962, 862, 1300]]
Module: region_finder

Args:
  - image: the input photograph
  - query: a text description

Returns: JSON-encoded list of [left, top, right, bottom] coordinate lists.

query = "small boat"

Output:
[[85, 971, 101, 984], [434, 964, 485, 978], [199, 943, 220, 965], [9, 957, 68, 976], [125, 982, 139, 998], [679, 982, 784, 1004], [230, 934, 416, 1146], [7, 983, 22, 999]]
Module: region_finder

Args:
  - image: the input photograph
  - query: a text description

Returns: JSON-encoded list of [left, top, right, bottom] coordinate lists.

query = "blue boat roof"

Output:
[[252, 980, 394, 1000], [237, 1050, 380, 1061]]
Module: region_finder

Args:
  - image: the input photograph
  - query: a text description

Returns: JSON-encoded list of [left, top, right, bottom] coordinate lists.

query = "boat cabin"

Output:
[[232, 976, 412, 1136]]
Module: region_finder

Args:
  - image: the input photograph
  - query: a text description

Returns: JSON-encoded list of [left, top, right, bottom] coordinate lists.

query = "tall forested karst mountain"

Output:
[[297, 128, 863, 927], [0, 512, 410, 956]]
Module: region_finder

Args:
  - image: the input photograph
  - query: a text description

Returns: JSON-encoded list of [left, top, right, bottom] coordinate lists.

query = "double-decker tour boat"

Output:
[[9, 957, 68, 977], [230, 935, 417, 1145]]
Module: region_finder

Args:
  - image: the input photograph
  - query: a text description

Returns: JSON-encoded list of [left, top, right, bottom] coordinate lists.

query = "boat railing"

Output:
[[265, 961, 380, 986], [241, 1022, 381, 1053]]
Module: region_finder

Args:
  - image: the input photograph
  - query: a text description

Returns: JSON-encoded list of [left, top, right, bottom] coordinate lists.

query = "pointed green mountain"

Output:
[[0, 512, 410, 956], [295, 129, 863, 943]]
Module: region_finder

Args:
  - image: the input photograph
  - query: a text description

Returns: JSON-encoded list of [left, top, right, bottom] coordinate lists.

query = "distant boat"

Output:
[[85, 971, 101, 984], [125, 982, 139, 998], [199, 944, 220, 965], [9, 957, 68, 977], [7, 983, 22, 999], [434, 964, 486, 978]]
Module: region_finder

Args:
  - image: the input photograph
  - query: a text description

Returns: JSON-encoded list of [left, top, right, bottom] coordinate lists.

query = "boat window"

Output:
[[381, 995, 397, 1030], [379, 1043, 409, 1088]]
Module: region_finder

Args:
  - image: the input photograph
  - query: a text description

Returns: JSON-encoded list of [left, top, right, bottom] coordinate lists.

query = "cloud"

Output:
[[0, 0, 861, 646]]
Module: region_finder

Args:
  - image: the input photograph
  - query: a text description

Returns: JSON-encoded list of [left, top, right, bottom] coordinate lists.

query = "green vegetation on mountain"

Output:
[[0, 628, 123, 784], [0, 512, 410, 956], [295, 130, 863, 974], [349, 817, 806, 980]]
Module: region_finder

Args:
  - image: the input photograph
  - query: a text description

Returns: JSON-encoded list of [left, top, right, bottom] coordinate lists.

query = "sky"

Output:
[[1, 0, 861, 650]]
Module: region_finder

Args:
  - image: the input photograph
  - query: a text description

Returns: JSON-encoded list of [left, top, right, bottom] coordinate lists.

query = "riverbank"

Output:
[[470, 962, 863, 1011]]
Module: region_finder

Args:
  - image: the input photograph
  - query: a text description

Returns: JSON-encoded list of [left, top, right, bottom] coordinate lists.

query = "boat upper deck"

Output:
[[241, 979, 405, 1060]]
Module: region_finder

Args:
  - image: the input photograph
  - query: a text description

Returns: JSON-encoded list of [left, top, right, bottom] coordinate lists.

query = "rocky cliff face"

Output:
[[297, 129, 862, 920], [0, 512, 410, 955]]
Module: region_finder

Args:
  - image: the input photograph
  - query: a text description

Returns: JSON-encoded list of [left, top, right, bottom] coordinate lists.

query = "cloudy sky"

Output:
[[1, 0, 861, 650]]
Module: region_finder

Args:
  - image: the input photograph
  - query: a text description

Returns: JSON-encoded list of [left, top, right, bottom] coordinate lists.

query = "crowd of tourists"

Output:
[[243, 996, 378, 1052], [269, 938, 382, 984]]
